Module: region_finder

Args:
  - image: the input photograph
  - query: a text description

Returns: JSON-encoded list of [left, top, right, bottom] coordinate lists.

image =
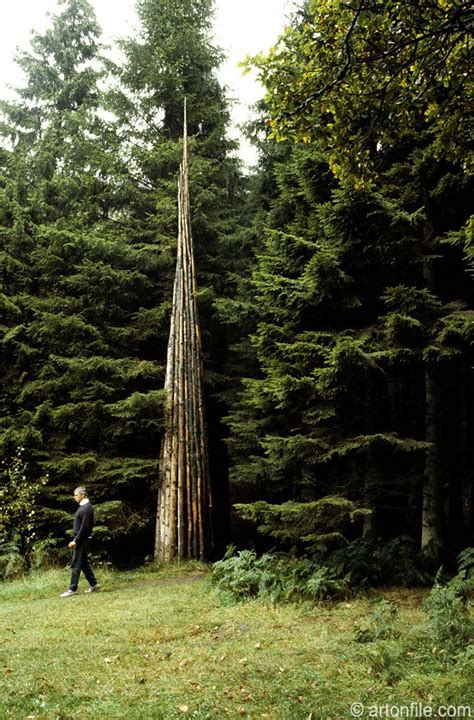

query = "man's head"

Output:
[[73, 487, 88, 503]]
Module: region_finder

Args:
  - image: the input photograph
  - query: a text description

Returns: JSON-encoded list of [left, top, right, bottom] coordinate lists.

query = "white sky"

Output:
[[0, 0, 297, 166]]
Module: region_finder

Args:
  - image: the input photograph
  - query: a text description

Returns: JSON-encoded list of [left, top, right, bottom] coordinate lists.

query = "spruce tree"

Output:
[[111, 0, 246, 554], [1, 0, 247, 562], [228, 142, 428, 528], [0, 0, 163, 561], [229, 15, 474, 557]]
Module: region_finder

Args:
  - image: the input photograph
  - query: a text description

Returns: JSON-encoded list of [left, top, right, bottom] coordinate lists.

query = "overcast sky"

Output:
[[0, 0, 297, 166]]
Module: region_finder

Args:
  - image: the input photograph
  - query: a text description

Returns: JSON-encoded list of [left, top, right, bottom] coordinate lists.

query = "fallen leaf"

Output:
[[238, 657, 248, 665], [178, 705, 189, 713], [254, 642, 262, 649], [179, 659, 189, 667], [103, 655, 119, 664], [238, 709, 247, 717]]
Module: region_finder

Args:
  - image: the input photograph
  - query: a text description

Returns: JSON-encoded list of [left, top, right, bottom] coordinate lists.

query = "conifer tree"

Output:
[[229, 0, 474, 557], [0, 0, 163, 559], [112, 0, 246, 554], [1, 0, 246, 562], [230, 136, 473, 556]]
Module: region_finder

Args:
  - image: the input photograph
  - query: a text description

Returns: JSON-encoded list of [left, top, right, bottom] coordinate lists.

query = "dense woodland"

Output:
[[1, 0, 473, 574]]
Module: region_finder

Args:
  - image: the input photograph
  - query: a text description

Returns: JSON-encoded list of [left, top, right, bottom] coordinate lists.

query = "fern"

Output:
[[212, 548, 353, 604]]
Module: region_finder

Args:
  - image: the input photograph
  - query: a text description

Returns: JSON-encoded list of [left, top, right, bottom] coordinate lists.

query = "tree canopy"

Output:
[[250, 0, 473, 183], [0, 0, 245, 565], [1, 0, 473, 571]]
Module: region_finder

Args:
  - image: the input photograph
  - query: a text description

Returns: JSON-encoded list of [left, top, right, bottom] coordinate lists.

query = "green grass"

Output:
[[0, 566, 472, 719]]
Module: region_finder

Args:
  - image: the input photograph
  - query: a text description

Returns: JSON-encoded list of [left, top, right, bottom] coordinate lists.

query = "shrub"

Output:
[[398, 548, 474, 667], [305, 565, 351, 601], [212, 544, 472, 609], [453, 546, 474, 589], [420, 551, 474, 658], [327, 536, 433, 588], [29, 538, 71, 569], [212, 547, 352, 603], [354, 600, 399, 643], [422, 583, 473, 655], [0, 537, 28, 579], [0, 448, 48, 578]]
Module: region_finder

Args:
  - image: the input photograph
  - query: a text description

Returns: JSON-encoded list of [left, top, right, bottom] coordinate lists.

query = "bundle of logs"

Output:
[[155, 102, 213, 561]]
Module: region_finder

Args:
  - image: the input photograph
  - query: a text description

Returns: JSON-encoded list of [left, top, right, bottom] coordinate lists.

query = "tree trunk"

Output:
[[155, 101, 212, 561], [464, 364, 474, 538], [421, 365, 443, 557], [362, 455, 377, 539], [445, 362, 465, 545], [420, 192, 443, 558]]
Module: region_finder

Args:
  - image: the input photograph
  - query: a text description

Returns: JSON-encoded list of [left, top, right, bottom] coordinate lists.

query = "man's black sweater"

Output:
[[73, 502, 94, 545]]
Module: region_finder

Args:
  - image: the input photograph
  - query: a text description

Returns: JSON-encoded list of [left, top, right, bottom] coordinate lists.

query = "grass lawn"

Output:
[[0, 564, 472, 719]]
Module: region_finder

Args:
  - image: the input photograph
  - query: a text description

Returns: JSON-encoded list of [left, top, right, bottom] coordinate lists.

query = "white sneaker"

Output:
[[85, 584, 100, 593], [60, 589, 78, 597]]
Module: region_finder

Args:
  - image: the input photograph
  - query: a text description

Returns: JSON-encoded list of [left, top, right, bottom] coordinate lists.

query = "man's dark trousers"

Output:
[[69, 541, 97, 591]]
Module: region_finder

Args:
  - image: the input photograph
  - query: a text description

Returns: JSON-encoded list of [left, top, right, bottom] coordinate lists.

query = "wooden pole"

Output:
[[155, 100, 213, 561]]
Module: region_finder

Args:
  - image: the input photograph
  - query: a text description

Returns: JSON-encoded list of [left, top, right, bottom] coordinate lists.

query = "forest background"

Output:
[[1, 0, 473, 580]]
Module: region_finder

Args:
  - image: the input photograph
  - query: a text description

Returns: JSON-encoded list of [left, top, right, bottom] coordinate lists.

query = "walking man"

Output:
[[60, 487, 99, 597]]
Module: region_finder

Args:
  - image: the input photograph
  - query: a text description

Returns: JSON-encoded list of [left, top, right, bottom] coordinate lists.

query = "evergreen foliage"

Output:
[[1, 0, 153, 559], [227, 1, 474, 558], [1, 0, 245, 561], [110, 0, 247, 554], [234, 496, 369, 550], [1, 0, 473, 568], [211, 537, 432, 604], [211, 548, 353, 603], [0, 448, 48, 577]]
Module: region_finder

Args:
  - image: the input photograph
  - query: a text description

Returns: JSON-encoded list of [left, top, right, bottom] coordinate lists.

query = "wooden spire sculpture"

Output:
[[155, 101, 212, 561]]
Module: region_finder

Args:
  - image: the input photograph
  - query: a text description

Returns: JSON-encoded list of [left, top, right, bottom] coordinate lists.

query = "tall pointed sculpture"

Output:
[[155, 102, 212, 561]]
